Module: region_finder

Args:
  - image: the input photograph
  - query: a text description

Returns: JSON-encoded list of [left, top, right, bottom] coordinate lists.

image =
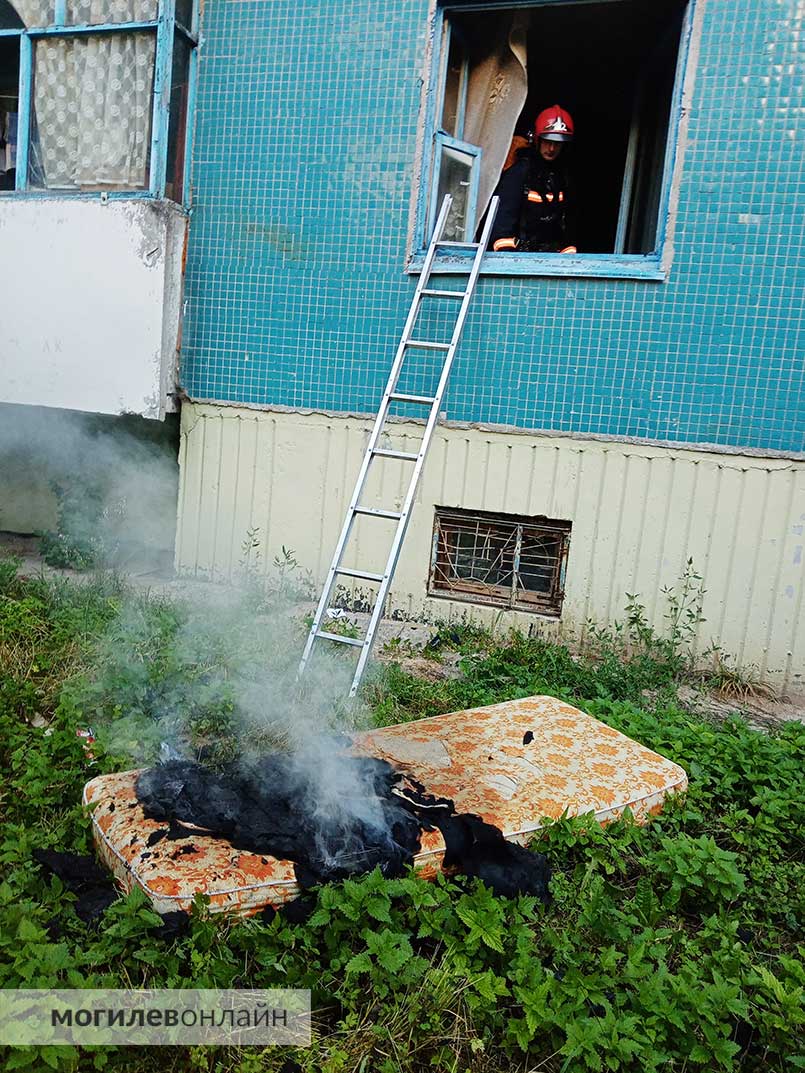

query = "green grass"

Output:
[[0, 558, 802, 1073]]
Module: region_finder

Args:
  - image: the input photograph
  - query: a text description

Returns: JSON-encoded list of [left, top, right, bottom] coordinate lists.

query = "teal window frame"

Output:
[[410, 0, 697, 281], [0, 0, 198, 204], [428, 131, 482, 243]]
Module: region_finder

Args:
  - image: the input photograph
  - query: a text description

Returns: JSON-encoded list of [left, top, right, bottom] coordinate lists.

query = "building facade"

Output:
[[2, 0, 803, 692], [174, 0, 805, 694]]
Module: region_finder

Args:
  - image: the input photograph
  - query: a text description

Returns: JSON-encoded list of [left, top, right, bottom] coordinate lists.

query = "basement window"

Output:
[[0, 0, 196, 202], [414, 0, 693, 279], [429, 507, 571, 616]]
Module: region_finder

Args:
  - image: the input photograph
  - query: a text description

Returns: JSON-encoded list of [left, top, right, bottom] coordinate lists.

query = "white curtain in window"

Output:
[[67, 0, 156, 22], [33, 33, 155, 188], [11, 0, 155, 189], [9, 0, 51, 22], [463, 11, 529, 220], [10, 0, 156, 29]]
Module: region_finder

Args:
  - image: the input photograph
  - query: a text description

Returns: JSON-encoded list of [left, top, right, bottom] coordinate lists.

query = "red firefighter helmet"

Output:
[[534, 105, 574, 142]]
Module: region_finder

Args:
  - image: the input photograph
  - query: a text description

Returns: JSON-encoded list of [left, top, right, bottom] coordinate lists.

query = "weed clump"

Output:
[[371, 560, 773, 723]]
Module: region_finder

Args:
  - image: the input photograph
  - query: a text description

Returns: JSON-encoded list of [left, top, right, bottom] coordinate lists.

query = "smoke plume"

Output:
[[0, 404, 425, 892], [0, 402, 179, 572]]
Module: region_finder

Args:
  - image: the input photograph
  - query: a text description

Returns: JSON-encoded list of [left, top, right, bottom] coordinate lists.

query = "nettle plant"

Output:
[[650, 833, 746, 912]]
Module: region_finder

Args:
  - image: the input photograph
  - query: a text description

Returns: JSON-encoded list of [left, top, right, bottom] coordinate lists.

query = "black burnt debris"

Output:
[[392, 776, 551, 902], [32, 848, 118, 924], [137, 754, 422, 887], [32, 849, 190, 938], [135, 752, 551, 902]]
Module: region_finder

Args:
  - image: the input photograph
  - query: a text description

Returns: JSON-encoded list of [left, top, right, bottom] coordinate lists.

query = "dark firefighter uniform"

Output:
[[488, 146, 576, 253]]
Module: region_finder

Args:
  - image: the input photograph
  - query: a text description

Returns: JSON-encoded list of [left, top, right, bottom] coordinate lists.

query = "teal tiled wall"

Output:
[[180, 0, 805, 453]]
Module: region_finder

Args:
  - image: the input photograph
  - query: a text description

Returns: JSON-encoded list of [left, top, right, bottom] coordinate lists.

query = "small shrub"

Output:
[[649, 833, 746, 913], [39, 478, 108, 570]]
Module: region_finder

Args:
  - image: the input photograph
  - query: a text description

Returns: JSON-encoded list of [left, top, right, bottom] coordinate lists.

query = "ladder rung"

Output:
[[389, 392, 437, 405], [436, 240, 478, 249], [354, 506, 403, 519], [406, 339, 451, 351], [373, 448, 419, 461], [337, 567, 385, 582], [421, 288, 466, 299], [316, 630, 364, 648]]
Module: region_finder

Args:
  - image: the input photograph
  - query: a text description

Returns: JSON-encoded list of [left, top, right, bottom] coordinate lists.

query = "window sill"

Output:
[[427, 587, 563, 618], [407, 250, 666, 281]]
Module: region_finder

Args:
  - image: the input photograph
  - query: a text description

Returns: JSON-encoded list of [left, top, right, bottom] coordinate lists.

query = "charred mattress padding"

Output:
[[134, 756, 552, 901], [83, 696, 688, 915], [135, 755, 424, 888]]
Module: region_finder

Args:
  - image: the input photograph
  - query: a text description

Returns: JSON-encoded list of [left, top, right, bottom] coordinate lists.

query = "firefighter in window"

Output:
[[489, 105, 577, 254]]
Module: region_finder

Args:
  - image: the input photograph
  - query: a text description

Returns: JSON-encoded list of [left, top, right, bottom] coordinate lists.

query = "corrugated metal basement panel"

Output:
[[176, 403, 805, 695]]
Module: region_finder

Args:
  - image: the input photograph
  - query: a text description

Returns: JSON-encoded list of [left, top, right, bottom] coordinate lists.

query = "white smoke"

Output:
[[0, 402, 391, 853], [0, 401, 179, 572], [87, 577, 394, 863]]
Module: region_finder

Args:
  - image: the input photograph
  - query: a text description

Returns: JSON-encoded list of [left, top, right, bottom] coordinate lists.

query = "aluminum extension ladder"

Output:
[[299, 193, 499, 697]]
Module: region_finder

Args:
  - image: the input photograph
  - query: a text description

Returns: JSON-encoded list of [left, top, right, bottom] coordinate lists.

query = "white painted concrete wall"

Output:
[[0, 198, 186, 419], [175, 402, 805, 696]]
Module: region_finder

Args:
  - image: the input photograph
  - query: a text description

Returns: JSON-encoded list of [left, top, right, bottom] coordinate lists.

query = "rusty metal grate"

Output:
[[428, 507, 571, 615]]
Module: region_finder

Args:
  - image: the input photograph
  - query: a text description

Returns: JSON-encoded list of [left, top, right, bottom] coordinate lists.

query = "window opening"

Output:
[[0, 0, 25, 28], [434, 9, 528, 242], [28, 31, 156, 191], [165, 30, 190, 202], [429, 507, 571, 616], [623, 19, 682, 253], [0, 0, 196, 202], [1, 0, 49, 24], [439, 26, 467, 138], [0, 31, 20, 190], [174, 0, 191, 30], [425, 0, 688, 258]]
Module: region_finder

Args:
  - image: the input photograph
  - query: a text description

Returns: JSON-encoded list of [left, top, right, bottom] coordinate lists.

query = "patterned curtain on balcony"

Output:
[[11, 0, 156, 189]]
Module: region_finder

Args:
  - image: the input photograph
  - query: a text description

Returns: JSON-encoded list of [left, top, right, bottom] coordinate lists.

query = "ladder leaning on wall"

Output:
[[298, 193, 500, 698]]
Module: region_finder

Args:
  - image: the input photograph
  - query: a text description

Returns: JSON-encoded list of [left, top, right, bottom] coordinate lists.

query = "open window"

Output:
[[0, 0, 196, 201], [429, 132, 481, 242], [0, 5, 21, 190], [417, 0, 693, 277]]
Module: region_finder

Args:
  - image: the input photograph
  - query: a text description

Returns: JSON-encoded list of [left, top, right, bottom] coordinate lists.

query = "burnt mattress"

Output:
[[83, 695, 687, 915]]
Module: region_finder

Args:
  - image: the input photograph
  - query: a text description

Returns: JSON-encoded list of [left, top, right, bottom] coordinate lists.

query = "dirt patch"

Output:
[[674, 685, 804, 730], [375, 652, 463, 683], [2, 531, 174, 586], [4, 531, 802, 725]]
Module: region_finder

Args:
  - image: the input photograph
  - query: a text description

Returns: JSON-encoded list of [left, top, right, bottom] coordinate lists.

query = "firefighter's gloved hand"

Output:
[[492, 237, 519, 252]]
